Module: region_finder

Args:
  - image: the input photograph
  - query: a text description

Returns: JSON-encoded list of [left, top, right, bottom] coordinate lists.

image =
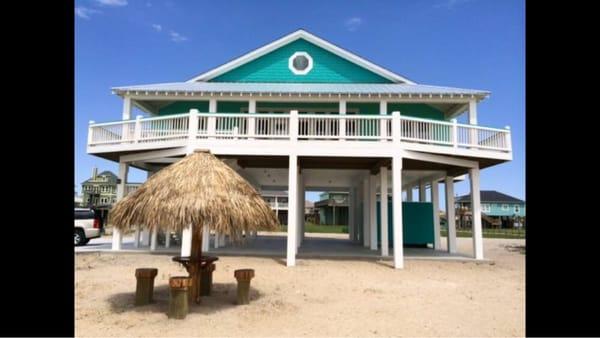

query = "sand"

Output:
[[75, 237, 525, 337]]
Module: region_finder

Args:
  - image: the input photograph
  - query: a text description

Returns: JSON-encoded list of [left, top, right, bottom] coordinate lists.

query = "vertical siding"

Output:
[[158, 101, 209, 115], [388, 103, 445, 121], [211, 39, 393, 83]]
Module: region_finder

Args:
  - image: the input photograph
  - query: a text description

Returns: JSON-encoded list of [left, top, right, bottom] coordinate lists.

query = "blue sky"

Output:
[[75, 0, 525, 204]]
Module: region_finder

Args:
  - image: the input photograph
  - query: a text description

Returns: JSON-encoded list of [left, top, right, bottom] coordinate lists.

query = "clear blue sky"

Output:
[[75, 0, 525, 204]]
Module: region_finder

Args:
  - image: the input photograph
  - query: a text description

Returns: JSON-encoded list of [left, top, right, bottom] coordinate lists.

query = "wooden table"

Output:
[[171, 255, 219, 303]]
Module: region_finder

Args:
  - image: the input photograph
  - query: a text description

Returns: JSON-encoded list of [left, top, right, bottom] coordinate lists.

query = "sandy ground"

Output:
[[75, 237, 525, 337]]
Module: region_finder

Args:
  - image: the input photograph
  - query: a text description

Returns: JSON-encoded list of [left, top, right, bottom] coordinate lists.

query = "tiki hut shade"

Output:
[[108, 151, 279, 241]]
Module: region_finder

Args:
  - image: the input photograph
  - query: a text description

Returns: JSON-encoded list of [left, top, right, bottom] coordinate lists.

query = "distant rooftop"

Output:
[[456, 190, 524, 203]]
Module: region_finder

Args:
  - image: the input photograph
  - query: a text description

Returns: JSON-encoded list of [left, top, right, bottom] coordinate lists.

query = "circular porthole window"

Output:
[[289, 52, 313, 75]]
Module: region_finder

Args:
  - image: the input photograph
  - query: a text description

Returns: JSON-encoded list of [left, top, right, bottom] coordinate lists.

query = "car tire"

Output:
[[75, 229, 86, 246]]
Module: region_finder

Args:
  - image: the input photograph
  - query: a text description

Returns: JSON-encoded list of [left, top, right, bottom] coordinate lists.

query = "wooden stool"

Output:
[[168, 276, 192, 319], [234, 269, 255, 305], [200, 263, 216, 296], [134, 268, 158, 306]]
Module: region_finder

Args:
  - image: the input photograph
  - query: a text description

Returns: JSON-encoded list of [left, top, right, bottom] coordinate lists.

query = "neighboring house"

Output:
[[455, 190, 525, 228], [87, 29, 513, 268], [81, 167, 141, 208], [261, 190, 316, 225], [315, 192, 349, 225], [261, 190, 288, 225]]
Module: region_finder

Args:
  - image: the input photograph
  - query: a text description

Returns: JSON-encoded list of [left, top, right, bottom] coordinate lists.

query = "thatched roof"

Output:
[[108, 151, 279, 240]]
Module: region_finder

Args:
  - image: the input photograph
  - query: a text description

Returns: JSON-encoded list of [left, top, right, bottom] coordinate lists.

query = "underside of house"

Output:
[[87, 30, 513, 268]]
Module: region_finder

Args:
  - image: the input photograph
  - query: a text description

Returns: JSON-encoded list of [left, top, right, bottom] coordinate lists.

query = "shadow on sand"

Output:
[[107, 282, 262, 315]]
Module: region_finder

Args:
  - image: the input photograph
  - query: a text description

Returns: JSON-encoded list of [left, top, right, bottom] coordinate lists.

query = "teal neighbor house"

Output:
[[87, 29, 513, 269], [455, 190, 525, 228]]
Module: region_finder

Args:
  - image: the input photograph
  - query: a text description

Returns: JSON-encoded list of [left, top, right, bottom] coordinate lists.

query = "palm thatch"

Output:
[[108, 151, 279, 242]]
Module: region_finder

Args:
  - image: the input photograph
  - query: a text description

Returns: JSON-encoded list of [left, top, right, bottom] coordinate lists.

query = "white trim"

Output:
[[288, 51, 313, 75], [186, 29, 415, 84]]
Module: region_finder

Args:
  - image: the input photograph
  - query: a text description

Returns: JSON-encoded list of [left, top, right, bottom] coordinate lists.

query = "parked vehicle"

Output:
[[74, 208, 102, 246]]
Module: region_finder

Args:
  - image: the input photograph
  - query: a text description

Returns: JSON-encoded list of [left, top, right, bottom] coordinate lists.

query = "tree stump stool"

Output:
[[200, 263, 216, 296], [234, 269, 255, 305], [168, 276, 192, 320], [134, 268, 158, 306]]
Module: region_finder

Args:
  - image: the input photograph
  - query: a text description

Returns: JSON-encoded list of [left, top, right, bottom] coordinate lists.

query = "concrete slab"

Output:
[[77, 232, 483, 262]]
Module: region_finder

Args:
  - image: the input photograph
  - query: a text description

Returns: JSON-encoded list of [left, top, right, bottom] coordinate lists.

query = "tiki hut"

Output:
[[109, 150, 279, 237], [108, 150, 279, 302]]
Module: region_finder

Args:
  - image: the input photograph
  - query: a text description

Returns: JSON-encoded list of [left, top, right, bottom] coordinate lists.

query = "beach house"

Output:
[[86, 29, 512, 268]]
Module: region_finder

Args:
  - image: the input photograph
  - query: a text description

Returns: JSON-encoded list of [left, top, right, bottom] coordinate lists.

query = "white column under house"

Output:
[[111, 161, 129, 251], [392, 155, 404, 269], [469, 167, 484, 259], [380, 167, 389, 257], [445, 176, 457, 253], [369, 174, 378, 251], [431, 180, 442, 251], [419, 182, 427, 202], [362, 178, 370, 247], [287, 154, 298, 267]]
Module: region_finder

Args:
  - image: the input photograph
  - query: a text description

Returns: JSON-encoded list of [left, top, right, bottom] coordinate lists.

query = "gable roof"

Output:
[[81, 171, 118, 185], [456, 190, 525, 203], [186, 29, 415, 84]]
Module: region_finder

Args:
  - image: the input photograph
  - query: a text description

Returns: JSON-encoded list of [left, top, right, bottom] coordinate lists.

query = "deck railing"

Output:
[[88, 110, 512, 153]]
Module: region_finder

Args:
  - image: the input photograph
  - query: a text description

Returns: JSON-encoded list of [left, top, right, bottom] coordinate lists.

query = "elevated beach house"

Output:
[[87, 29, 512, 268]]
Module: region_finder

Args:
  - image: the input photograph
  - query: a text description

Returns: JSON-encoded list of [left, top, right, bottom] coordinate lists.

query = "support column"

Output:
[[445, 176, 457, 253], [369, 174, 378, 250], [248, 99, 256, 140], [339, 99, 346, 141], [180, 225, 192, 256], [392, 155, 404, 269], [419, 181, 427, 202], [348, 187, 355, 241], [208, 99, 217, 140], [379, 100, 387, 141], [431, 180, 442, 251], [287, 154, 298, 267], [202, 225, 209, 252], [468, 100, 478, 147], [112, 161, 128, 251], [150, 228, 158, 251], [469, 167, 484, 259], [133, 225, 141, 248], [296, 170, 303, 250], [213, 231, 219, 249], [141, 229, 150, 246], [165, 230, 171, 248], [362, 178, 370, 247], [406, 187, 413, 202], [380, 166, 389, 257]]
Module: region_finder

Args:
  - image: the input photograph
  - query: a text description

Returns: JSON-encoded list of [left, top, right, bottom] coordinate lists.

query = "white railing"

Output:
[[88, 110, 512, 154]]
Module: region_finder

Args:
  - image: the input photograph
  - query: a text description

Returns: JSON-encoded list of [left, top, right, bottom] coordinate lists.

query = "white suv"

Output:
[[74, 208, 102, 246]]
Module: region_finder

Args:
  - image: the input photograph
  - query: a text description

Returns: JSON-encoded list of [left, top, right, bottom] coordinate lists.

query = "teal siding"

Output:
[[388, 103, 445, 121], [347, 102, 379, 115], [484, 202, 526, 217], [217, 101, 248, 113], [376, 199, 435, 246], [257, 101, 338, 113], [158, 101, 209, 115], [211, 39, 393, 83]]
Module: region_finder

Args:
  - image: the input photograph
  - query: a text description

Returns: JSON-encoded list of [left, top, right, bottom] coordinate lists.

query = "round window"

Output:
[[288, 52, 313, 75], [293, 55, 309, 71]]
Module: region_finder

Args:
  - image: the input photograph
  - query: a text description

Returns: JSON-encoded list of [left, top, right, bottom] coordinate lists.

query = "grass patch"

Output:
[[441, 228, 525, 239], [271, 223, 348, 234]]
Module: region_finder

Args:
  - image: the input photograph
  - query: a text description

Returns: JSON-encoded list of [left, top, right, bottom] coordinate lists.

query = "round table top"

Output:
[[171, 255, 219, 264]]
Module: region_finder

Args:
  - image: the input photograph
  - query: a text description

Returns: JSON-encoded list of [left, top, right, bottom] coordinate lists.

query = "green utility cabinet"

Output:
[[376, 200, 435, 247]]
